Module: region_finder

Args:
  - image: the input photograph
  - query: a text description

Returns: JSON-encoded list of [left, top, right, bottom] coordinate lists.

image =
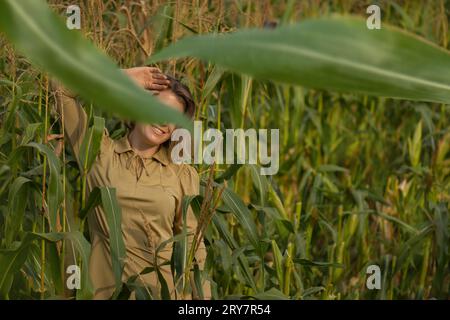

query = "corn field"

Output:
[[0, 0, 449, 300]]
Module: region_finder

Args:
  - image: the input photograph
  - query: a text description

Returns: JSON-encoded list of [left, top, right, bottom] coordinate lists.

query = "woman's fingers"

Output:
[[148, 68, 170, 86], [153, 75, 170, 84], [147, 66, 163, 74], [146, 67, 170, 90], [144, 78, 168, 90], [123, 66, 170, 90], [152, 78, 170, 86], [147, 83, 167, 90], [151, 72, 166, 79]]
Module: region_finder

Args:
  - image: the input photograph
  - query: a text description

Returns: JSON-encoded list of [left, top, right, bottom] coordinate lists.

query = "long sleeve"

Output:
[[174, 165, 211, 300], [52, 80, 88, 165]]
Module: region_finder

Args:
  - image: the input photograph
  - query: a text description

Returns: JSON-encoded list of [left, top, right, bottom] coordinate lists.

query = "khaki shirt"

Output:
[[54, 83, 209, 300]]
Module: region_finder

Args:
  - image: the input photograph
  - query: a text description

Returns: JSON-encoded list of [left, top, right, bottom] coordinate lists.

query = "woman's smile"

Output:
[[151, 125, 167, 136]]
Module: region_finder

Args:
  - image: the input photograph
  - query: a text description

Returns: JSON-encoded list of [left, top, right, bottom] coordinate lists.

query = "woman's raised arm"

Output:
[[51, 66, 168, 163], [51, 80, 87, 165]]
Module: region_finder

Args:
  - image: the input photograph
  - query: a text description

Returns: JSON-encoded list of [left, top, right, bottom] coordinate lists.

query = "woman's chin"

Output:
[[140, 129, 158, 144], [144, 133, 167, 146], [144, 137, 160, 146]]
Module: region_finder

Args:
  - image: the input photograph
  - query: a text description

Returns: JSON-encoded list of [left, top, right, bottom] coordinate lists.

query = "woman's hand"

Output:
[[122, 66, 170, 94]]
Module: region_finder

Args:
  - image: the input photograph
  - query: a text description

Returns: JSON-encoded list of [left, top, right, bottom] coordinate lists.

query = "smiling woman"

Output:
[[53, 66, 210, 300], [125, 73, 196, 159], [0, 0, 449, 302]]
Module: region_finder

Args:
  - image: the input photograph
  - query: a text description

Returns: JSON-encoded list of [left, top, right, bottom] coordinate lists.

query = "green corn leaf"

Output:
[[193, 264, 204, 299], [27, 143, 63, 232], [231, 246, 258, 292], [47, 241, 64, 295], [408, 120, 423, 167], [248, 165, 269, 207], [99, 187, 126, 299], [293, 258, 344, 268], [271, 240, 284, 290], [212, 214, 257, 291], [247, 287, 289, 300], [0, 241, 32, 299], [431, 202, 449, 298], [149, 16, 450, 104], [0, 232, 64, 299], [301, 286, 326, 299], [20, 123, 43, 146], [214, 164, 243, 183], [211, 214, 239, 250], [78, 187, 101, 221], [201, 65, 225, 102], [317, 164, 349, 173], [156, 268, 171, 300], [0, 80, 22, 148], [0, 0, 191, 130], [5, 176, 33, 246], [221, 187, 260, 253], [64, 231, 94, 300], [79, 116, 105, 174], [173, 195, 196, 289], [153, 5, 175, 53]]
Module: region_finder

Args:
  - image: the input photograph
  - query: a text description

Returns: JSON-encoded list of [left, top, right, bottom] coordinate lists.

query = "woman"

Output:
[[53, 66, 210, 300]]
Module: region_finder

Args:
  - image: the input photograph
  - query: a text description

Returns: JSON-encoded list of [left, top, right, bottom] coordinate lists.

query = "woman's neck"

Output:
[[128, 130, 160, 158]]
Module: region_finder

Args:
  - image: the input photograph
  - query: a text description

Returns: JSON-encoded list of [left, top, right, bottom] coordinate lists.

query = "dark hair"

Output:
[[125, 74, 195, 130], [165, 74, 195, 119]]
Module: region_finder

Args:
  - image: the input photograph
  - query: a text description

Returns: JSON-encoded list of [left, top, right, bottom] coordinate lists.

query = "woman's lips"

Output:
[[151, 126, 166, 135]]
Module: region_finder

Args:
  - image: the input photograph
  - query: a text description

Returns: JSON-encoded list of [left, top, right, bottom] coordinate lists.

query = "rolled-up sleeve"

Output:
[[52, 80, 87, 164]]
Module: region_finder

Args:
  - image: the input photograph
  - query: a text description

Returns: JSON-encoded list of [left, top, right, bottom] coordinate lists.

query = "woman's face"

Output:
[[133, 89, 184, 146]]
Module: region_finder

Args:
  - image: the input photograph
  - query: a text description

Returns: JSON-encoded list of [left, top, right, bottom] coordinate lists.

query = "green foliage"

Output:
[[0, 0, 448, 300], [0, 0, 191, 130], [150, 17, 450, 104]]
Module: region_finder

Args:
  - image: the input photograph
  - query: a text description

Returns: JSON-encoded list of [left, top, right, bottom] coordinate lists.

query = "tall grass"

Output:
[[0, 0, 449, 299]]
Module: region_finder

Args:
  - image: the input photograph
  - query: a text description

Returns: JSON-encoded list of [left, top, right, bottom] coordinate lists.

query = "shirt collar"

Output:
[[113, 135, 170, 166]]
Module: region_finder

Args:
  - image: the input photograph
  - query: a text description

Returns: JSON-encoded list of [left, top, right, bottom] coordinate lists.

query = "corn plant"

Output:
[[0, 0, 448, 300]]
